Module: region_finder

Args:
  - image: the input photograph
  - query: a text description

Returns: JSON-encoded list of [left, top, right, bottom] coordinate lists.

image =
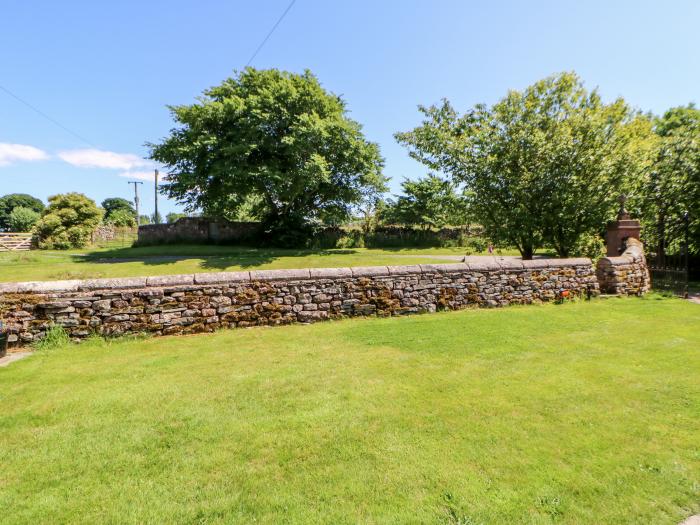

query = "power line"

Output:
[[245, 0, 298, 67], [1, 0, 298, 146], [0, 83, 97, 148]]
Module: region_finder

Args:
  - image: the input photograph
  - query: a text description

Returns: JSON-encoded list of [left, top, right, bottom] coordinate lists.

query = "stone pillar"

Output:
[[605, 196, 641, 257]]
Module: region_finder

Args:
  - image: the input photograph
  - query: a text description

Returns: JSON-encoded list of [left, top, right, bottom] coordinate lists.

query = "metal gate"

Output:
[[648, 253, 689, 296], [648, 213, 690, 297]]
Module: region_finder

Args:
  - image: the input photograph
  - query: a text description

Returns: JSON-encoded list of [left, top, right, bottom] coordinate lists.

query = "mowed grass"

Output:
[[0, 245, 494, 283], [1, 297, 699, 524]]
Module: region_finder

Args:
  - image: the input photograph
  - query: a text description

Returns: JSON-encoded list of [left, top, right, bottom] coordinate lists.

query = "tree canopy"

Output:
[[105, 209, 137, 228], [383, 174, 469, 229], [101, 198, 136, 223], [0, 193, 44, 230], [149, 68, 386, 245], [396, 72, 656, 258], [641, 104, 700, 255]]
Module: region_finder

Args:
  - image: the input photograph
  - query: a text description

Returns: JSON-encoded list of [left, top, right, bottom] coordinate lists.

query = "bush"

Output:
[[571, 233, 606, 260], [0, 193, 44, 230], [166, 212, 187, 224], [8, 206, 40, 232], [105, 208, 137, 227], [34, 193, 103, 250]]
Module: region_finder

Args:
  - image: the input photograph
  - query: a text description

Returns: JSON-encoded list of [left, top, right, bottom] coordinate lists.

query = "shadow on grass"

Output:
[[71, 245, 361, 271]]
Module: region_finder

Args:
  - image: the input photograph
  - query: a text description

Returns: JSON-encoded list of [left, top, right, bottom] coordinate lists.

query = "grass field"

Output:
[[0, 244, 529, 283], [1, 297, 698, 524]]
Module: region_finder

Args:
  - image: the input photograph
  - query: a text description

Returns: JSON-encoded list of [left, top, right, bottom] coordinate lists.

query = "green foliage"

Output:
[[151, 211, 163, 224], [0, 193, 44, 230], [571, 232, 606, 260], [382, 174, 469, 228], [166, 212, 188, 223], [639, 104, 700, 255], [101, 198, 136, 224], [7, 206, 40, 232], [149, 68, 387, 246], [313, 225, 479, 249], [139, 215, 152, 225], [105, 208, 137, 227], [33, 324, 71, 351], [34, 193, 103, 250], [396, 72, 656, 258]]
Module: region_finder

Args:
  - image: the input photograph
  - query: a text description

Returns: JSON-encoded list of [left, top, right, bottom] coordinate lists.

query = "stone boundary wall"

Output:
[[0, 259, 598, 348], [138, 218, 259, 245], [596, 238, 651, 295]]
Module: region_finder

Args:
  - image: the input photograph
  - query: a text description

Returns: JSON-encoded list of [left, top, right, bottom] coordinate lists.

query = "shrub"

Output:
[[34, 193, 103, 250], [166, 212, 187, 224], [0, 193, 44, 230], [105, 208, 137, 227], [8, 206, 40, 232], [571, 233, 606, 261]]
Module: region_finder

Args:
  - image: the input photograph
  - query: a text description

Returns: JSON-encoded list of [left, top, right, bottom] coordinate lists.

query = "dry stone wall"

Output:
[[138, 218, 259, 245], [596, 238, 651, 295], [0, 259, 599, 348]]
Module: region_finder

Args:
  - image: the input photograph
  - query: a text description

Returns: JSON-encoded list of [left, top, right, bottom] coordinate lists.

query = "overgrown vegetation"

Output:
[[32, 324, 71, 351], [1, 298, 698, 523]]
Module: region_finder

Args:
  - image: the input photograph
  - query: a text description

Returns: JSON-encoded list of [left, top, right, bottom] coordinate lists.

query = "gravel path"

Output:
[[0, 351, 32, 368]]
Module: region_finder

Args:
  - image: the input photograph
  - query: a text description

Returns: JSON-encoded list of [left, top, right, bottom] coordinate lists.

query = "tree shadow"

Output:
[[71, 245, 361, 271]]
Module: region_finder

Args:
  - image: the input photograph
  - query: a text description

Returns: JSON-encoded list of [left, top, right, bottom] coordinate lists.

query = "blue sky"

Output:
[[1, 0, 698, 217]]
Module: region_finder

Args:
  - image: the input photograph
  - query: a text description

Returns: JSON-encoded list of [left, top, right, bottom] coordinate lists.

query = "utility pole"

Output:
[[128, 181, 143, 225], [154, 169, 159, 224]]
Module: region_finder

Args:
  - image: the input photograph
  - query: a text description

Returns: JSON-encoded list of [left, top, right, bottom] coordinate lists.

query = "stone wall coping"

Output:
[[598, 255, 636, 266], [599, 238, 646, 266], [0, 258, 593, 294]]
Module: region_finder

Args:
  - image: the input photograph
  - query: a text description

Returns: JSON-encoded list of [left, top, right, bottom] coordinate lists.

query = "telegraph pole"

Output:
[[154, 169, 159, 224], [128, 181, 143, 225]]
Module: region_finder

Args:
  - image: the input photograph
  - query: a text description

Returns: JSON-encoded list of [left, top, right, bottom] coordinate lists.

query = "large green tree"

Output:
[[0, 193, 44, 230], [101, 198, 136, 223], [34, 193, 103, 250], [383, 174, 469, 229], [396, 72, 656, 258], [641, 104, 700, 256], [149, 68, 386, 245]]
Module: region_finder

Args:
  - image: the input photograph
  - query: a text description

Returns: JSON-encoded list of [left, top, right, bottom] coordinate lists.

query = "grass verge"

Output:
[[1, 296, 698, 523]]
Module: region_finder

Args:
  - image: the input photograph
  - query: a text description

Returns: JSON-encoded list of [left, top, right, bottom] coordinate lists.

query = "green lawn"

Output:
[[1, 297, 698, 524], [0, 244, 528, 283]]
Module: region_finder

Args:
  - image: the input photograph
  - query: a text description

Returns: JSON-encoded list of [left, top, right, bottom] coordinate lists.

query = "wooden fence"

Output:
[[0, 232, 33, 252]]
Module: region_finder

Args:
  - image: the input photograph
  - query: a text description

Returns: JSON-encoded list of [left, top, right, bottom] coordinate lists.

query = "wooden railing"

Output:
[[0, 232, 33, 252]]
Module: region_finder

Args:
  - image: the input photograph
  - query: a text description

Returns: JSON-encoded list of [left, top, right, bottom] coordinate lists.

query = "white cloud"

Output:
[[117, 170, 157, 181], [58, 148, 150, 170], [0, 143, 49, 166]]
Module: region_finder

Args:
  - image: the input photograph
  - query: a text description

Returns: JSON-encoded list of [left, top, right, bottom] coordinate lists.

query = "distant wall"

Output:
[[596, 238, 651, 295], [138, 218, 260, 245], [0, 258, 599, 347]]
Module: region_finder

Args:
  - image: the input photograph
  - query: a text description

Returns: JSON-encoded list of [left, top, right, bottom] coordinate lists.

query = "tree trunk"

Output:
[[521, 245, 534, 260]]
